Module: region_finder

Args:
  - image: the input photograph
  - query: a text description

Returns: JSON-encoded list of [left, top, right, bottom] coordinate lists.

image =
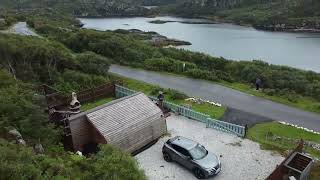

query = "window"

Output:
[[189, 144, 207, 160], [172, 145, 190, 157]]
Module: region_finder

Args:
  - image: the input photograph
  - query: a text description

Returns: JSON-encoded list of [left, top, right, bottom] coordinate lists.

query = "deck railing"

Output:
[[115, 85, 246, 137]]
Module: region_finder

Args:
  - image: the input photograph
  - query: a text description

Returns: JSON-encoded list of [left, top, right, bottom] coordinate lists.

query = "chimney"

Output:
[[69, 92, 81, 113]]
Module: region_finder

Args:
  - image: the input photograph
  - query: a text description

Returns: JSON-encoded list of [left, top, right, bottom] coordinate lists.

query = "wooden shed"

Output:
[[68, 92, 167, 154]]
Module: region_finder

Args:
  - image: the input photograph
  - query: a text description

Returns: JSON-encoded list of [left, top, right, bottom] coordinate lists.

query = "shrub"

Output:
[[85, 145, 147, 180], [168, 89, 188, 100]]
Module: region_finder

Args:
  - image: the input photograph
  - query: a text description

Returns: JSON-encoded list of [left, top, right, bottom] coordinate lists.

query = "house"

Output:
[[67, 92, 167, 154]]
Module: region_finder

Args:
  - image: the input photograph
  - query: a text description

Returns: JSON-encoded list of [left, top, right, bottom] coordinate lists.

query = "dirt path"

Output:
[[110, 65, 320, 132], [6, 22, 39, 37]]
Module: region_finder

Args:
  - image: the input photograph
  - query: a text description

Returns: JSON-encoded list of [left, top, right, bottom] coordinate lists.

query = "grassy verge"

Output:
[[81, 97, 114, 111], [112, 66, 320, 114], [160, 70, 320, 114], [248, 122, 320, 180], [110, 74, 226, 119], [222, 82, 320, 114], [247, 122, 320, 158]]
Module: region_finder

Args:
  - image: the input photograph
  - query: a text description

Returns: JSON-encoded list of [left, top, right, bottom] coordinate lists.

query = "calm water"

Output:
[[80, 16, 320, 72]]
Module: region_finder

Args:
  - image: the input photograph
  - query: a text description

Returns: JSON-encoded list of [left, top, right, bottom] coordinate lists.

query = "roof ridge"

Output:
[[69, 92, 142, 121]]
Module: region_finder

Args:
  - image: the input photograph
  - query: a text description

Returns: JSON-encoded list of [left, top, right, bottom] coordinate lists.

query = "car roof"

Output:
[[170, 136, 198, 150]]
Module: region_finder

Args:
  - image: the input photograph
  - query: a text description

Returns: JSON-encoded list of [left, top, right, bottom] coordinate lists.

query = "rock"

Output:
[[35, 143, 45, 154], [76, 151, 83, 156], [8, 129, 22, 139], [0, 18, 6, 27], [17, 139, 26, 146]]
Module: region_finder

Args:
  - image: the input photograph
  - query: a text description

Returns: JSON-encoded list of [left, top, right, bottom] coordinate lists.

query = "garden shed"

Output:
[[68, 92, 167, 154]]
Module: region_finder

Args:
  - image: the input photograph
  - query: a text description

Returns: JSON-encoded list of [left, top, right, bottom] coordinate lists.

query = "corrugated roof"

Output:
[[86, 93, 163, 142]]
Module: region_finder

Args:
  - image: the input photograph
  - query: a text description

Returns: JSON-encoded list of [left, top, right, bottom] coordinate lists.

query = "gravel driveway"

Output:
[[135, 115, 284, 180]]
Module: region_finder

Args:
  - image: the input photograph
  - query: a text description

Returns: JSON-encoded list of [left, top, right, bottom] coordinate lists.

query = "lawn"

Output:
[[118, 66, 320, 114], [111, 74, 226, 119], [81, 97, 114, 111], [222, 82, 320, 114], [247, 121, 320, 158]]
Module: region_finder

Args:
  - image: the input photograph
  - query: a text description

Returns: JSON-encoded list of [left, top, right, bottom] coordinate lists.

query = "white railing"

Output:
[[115, 85, 246, 137]]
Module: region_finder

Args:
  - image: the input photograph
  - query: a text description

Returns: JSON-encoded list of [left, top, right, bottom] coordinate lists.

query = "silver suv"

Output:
[[162, 136, 221, 179]]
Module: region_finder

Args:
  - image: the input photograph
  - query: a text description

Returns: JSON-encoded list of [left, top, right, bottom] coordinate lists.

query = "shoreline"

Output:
[[78, 14, 320, 34]]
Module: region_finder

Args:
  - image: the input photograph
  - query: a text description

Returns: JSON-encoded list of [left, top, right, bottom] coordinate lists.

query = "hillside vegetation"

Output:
[[0, 0, 150, 17], [157, 0, 320, 29], [2, 0, 319, 28], [0, 17, 146, 178], [0, 7, 320, 178], [23, 12, 320, 113]]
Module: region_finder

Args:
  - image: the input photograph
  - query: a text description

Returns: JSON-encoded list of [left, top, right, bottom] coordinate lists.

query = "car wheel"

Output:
[[163, 152, 172, 162], [194, 168, 205, 179]]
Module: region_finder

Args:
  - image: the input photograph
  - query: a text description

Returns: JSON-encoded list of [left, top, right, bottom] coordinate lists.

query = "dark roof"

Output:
[[171, 136, 198, 150]]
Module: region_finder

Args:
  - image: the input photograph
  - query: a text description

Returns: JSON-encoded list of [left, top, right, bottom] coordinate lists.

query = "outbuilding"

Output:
[[67, 92, 167, 154]]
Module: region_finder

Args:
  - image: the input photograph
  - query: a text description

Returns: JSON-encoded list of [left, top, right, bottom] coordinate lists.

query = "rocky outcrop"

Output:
[[180, 0, 243, 9], [8, 129, 26, 146], [187, 0, 243, 8], [149, 19, 216, 24], [72, 0, 151, 17], [254, 22, 320, 33], [114, 29, 192, 47]]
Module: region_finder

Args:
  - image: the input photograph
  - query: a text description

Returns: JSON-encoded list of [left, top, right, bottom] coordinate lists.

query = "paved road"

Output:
[[8, 22, 39, 36], [110, 65, 320, 132]]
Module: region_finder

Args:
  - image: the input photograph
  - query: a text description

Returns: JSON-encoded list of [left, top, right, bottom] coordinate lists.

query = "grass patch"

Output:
[[112, 74, 226, 119], [81, 97, 114, 111], [247, 122, 320, 158], [171, 99, 226, 119], [222, 82, 320, 114], [117, 66, 320, 114]]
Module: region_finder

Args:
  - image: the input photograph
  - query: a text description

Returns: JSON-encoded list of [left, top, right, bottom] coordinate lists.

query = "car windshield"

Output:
[[189, 144, 207, 160]]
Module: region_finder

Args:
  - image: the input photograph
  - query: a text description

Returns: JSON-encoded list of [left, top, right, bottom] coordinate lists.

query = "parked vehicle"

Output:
[[162, 136, 221, 179]]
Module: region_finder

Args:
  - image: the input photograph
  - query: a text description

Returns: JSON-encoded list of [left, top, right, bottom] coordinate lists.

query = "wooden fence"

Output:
[[43, 81, 119, 110], [267, 140, 305, 180], [115, 85, 246, 137]]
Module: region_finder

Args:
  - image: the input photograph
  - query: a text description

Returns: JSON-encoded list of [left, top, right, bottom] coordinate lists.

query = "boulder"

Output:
[[8, 129, 22, 139], [34, 143, 45, 154], [0, 18, 5, 27]]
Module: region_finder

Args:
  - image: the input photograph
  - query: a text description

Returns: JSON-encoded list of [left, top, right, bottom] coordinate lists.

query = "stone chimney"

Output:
[[69, 92, 81, 113]]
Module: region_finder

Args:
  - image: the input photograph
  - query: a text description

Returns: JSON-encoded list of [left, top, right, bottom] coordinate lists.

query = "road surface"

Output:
[[8, 22, 39, 36], [110, 65, 320, 132]]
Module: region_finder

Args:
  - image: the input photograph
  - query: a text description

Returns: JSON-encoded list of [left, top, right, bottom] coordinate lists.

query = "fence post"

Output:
[[244, 124, 248, 138]]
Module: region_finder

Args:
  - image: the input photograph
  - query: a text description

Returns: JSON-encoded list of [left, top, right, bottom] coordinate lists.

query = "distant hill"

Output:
[[154, 0, 320, 30], [0, 0, 151, 17]]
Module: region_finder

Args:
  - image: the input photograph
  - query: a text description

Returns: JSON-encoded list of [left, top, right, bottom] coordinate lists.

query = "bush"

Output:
[[0, 70, 60, 146], [76, 51, 111, 76], [185, 69, 218, 81], [53, 70, 109, 93], [85, 145, 147, 180], [168, 89, 188, 100], [144, 58, 196, 73], [150, 86, 165, 96], [0, 139, 146, 180], [263, 89, 276, 96]]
